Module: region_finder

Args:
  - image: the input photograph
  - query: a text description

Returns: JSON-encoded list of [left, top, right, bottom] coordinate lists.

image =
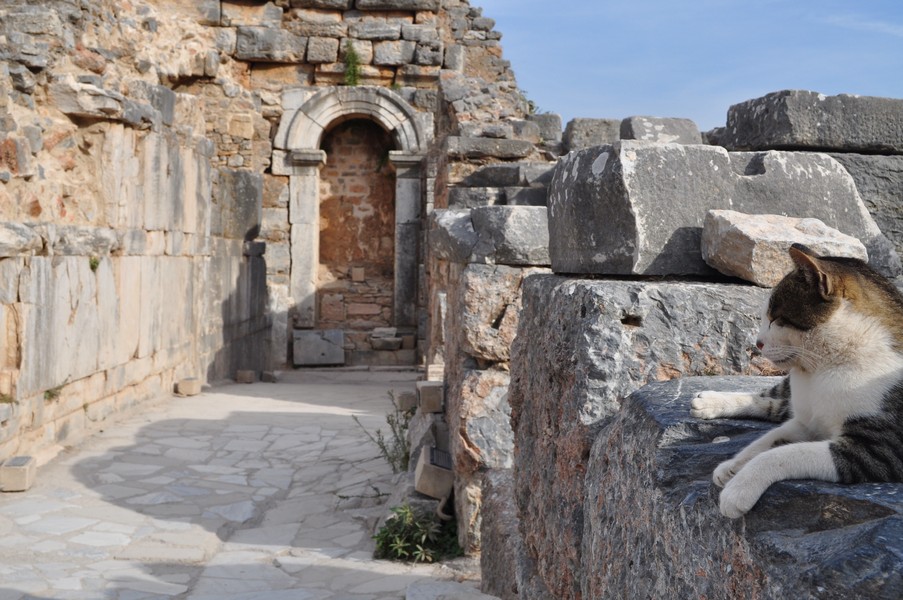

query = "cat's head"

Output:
[[756, 244, 903, 371]]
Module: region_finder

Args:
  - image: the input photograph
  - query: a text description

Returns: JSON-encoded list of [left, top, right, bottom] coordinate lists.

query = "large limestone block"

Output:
[[17, 258, 101, 397], [429, 207, 550, 267], [355, 0, 440, 10], [453, 264, 547, 364], [509, 275, 771, 600], [562, 118, 620, 152], [702, 210, 869, 286], [583, 376, 903, 599], [830, 153, 903, 256], [235, 27, 307, 62], [218, 169, 263, 241], [480, 470, 525, 600], [0, 223, 42, 257], [620, 116, 702, 144], [548, 141, 897, 277], [722, 90, 903, 154]]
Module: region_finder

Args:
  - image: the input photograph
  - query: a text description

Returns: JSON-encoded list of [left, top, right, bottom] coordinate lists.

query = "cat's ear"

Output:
[[789, 244, 834, 299]]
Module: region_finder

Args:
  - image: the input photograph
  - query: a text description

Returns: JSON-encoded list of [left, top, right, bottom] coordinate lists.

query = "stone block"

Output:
[[448, 186, 503, 208], [470, 206, 550, 267], [528, 113, 563, 143], [396, 390, 417, 411], [355, 0, 440, 9], [373, 40, 416, 65], [831, 153, 903, 256], [416, 380, 444, 413], [722, 90, 903, 154], [175, 378, 202, 396], [504, 187, 547, 206], [509, 276, 771, 600], [702, 210, 869, 286], [306, 37, 340, 63], [583, 376, 903, 599], [0, 223, 42, 257], [414, 446, 454, 500], [446, 136, 534, 160], [371, 337, 403, 351], [218, 169, 263, 241], [221, 1, 283, 26], [429, 206, 550, 267], [235, 370, 258, 384], [562, 118, 620, 152], [349, 20, 402, 41], [45, 226, 120, 256], [620, 115, 702, 144], [480, 470, 522, 600], [235, 27, 307, 63], [0, 135, 33, 178], [293, 329, 345, 366], [460, 165, 521, 188], [548, 142, 897, 277], [290, 0, 352, 8], [0, 456, 36, 492]]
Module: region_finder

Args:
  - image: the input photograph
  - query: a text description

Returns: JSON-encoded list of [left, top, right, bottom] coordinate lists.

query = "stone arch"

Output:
[[275, 87, 428, 365], [281, 86, 429, 154]]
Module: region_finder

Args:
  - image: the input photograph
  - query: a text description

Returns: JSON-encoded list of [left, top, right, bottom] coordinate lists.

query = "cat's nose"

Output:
[[755, 340, 764, 350]]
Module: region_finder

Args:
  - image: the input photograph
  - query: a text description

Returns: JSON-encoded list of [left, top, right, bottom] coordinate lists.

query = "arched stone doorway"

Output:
[[272, 87, 431, 365], [317, 119, 396, 330]]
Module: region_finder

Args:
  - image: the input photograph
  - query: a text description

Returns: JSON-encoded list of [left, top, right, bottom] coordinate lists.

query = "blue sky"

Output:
[[477, 0, 903, 131]]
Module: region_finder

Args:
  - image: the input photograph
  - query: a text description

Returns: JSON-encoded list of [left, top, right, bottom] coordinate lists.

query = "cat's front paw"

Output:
[[719, 476, 765, 518], [690, 391, 731, 420], [712, 459, 739, 488]]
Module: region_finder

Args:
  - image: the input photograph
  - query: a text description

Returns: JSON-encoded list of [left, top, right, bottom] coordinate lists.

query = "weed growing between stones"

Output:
[[373, 503, 463, 563], [0, 393, 13, 404], [352, 391, 413, 473], [44, 384, 64, 401], [343, 41, 361, 86], [89, 256, 100, 272]]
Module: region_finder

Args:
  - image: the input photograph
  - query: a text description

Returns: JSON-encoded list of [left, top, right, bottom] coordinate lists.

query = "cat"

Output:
[[690, 243, 903, 518]]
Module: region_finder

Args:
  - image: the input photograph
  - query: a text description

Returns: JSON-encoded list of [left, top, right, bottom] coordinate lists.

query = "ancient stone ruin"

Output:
[[1, 0, 903, 598]]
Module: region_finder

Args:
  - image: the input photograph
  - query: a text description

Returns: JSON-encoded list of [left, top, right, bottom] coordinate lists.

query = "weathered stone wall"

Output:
[[492, 91, 903, 598], [0, 0, 546, 457]]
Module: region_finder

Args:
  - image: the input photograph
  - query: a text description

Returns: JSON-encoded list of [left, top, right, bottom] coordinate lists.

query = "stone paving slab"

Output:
[[0, 370, 477, 600]]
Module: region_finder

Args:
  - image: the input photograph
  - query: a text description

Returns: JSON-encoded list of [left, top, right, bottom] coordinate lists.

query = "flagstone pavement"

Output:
[[0, 369, 481, 599]]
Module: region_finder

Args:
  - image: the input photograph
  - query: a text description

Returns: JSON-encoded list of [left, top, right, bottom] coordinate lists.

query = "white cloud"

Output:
[[822, 14, 903, 38]]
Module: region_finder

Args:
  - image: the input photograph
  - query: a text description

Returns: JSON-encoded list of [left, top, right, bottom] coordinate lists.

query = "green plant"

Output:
[[352, 391, 414, 473], [0, 393, 13, 404], [373, 504, 463, 563], [89, 256, 100, 272], [343, 41, 361, 86], [44, 384, 64, 401]]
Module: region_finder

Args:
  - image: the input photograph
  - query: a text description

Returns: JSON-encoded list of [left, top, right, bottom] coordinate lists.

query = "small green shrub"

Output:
[[44, 384, 64, 401], [373, 504, 463, 563], [0, 393, 13, 404], [89, 256, 100, 272], [343, 41, 361, 86], [353, 391, 414, 473]]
